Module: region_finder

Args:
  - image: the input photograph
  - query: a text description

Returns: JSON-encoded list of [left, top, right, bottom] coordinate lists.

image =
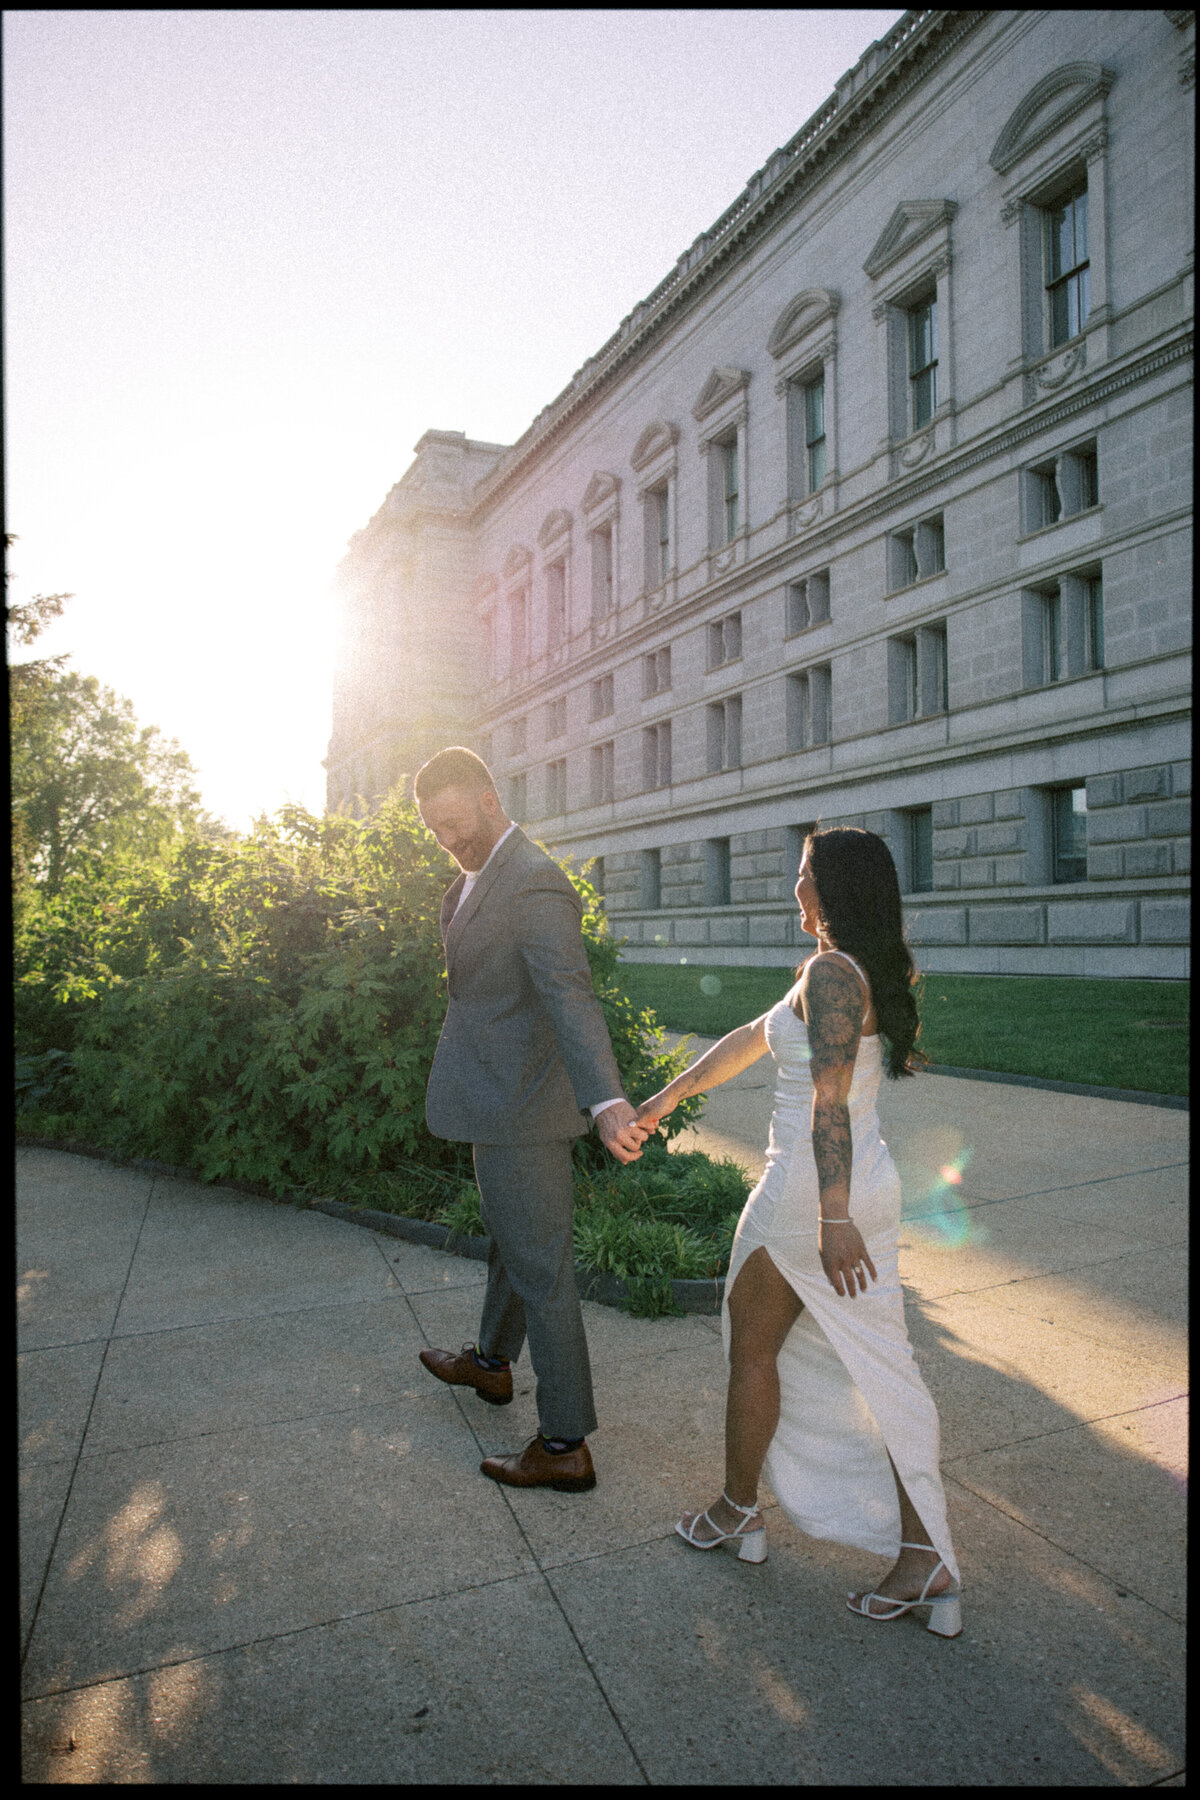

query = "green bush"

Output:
[[15, 796, 702, 1196]]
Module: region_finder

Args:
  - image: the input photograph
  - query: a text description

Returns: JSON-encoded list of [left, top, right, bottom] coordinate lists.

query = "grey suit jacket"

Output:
[[425, 828, 625, 1145]]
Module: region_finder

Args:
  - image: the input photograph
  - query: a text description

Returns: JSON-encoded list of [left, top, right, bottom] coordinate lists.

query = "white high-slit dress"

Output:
[[720, 953, 959, 1581]]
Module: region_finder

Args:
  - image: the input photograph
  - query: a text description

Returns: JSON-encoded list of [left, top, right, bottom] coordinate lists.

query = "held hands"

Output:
[[594, 1100, 649, 1165], [818, 1218, 878, 1299], [633, 1089, 677, 1140]]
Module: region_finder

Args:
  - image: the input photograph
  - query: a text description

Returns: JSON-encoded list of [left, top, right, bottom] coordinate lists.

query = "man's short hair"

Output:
[[413, 746, 500, 805]]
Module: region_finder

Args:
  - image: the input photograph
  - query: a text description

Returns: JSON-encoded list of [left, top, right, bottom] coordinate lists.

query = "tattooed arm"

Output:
[[796, 955, 878, 1298]]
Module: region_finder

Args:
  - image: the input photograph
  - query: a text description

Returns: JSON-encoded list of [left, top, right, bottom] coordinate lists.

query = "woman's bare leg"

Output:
[[850, 1454, 954, 1609], [681, 1246, 802, 1542]]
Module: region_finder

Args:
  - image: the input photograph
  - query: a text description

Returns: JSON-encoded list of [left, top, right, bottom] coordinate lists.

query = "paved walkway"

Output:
[[18, 1061, 1187, 1784]]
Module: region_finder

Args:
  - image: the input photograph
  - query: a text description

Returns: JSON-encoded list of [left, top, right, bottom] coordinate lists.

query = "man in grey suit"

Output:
[[413, 747, 646, 1493]]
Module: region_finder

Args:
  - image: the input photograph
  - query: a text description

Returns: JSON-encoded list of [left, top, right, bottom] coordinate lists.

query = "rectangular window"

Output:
[[509, 772, 527, 818], [509, 715, 527, 756], [546, 559, 567, 650], [642, 720, 671, 790], [590, 855, 605, 901], [643, 484, 671, 587], [1045, 185, 1090, 348], [642, 645, 671, 697], [509, 590, 527, 670], [786, 569, 830, 634], [591, 523, 614, 620], [589, 673, 614, 720], [589, 740, 614, 806], [887, 527, 918, 591], [721, 437, 740, 540], [640, 847, 662, 911], [1051, 785, 1088, 883], [707, 612, 742, 668], [706, 837, 732, 907], [1026, 460, 1063, 531], [786, 666, 831, 750], [1024, 573, 1103, 687], [907, 296, 938, 430], [1022, 441, 1099, 531], [706, 695, 743, 773], [545, 758, 567, 816], [804, 374, 827, 493], [907, 806, 934, 892], [887, 516, 944, 590], [545, 696, 566, 739]]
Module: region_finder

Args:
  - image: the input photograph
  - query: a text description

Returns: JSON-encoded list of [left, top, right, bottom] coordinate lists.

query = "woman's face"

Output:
[[795, 847, 823, 939]]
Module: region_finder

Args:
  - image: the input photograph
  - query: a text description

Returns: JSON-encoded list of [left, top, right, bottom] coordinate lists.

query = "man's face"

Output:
[[419, 784, 505, 872]]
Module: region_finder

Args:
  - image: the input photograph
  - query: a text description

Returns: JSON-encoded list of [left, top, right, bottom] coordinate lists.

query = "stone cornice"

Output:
[[466, 9, 987, 521]]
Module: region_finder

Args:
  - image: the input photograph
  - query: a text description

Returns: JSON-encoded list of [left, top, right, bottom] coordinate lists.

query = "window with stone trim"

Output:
[[509, 715, 527, 756], [640, 846, 662, 910], [642, 721, 672, 790], [643, 484, 671, 588], [590, 740, 614, 806], [1050, 784, 1088, 883], [590, 855, 605, 902], [1022, 571, 1103, 686], [1044, 183, 1090, 349], [706, 696, 742, 773], [590, 523, 615, 620], [509, 771, 527, 819], [887, 623, 947, 723], [545, 696, 566, 740], [707, 611, 742, 668], [905, 805, 934, 892], [705, 837, 732, 907], [642, 645, 671, 697], [546, 558, 568, 650], [886, 514, 945, 591], [544, 758, 567, 817], [508, 589, 528, 671], [786, 665, 832, 750], [589, 672, 614, 720], [785, 570, 831, 634], [719, 435, 740, 541], [1020, 440, 1099, 533], [907, 293, 938, 430]]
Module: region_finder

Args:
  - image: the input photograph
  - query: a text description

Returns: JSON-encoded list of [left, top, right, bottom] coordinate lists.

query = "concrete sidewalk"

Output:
[[18, 1064, 1187, 1784]]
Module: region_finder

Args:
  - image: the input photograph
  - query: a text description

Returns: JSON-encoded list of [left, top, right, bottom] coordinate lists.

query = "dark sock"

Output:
[[473, 1346, 509, 1370], [541, 1432, 584, 1455]]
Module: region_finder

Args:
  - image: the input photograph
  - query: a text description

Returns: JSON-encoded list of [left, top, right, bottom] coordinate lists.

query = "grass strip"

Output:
[[614, 962, 1189, 1097]]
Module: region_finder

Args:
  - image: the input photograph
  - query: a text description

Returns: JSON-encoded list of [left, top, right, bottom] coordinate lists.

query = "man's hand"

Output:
[[594, 1099, 647, 1164]]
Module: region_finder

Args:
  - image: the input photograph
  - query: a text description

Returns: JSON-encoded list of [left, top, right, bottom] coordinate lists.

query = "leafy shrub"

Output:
[[15, 795, 701, 1197]]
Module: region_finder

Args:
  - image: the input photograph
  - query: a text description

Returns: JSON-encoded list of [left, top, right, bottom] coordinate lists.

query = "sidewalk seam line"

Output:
[[20, 1171, 158, 1675]]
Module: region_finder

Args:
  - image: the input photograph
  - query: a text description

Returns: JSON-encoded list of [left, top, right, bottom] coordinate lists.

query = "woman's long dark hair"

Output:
[[798, 826, 926, 1079]]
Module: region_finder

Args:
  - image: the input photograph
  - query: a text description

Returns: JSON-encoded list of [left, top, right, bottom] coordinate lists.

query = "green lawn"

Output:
[[617, 961, 1189, 1097]]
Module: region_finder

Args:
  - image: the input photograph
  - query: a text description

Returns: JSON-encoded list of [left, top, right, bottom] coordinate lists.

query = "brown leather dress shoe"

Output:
[[419, 1344, 513, 1406], [480, 1434, 596, 1493]]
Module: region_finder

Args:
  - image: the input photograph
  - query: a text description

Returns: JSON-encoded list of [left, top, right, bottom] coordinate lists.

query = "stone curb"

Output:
[[13, 1137, 724, 1315], [308, 1200, 724, 1314], [922, 1064, 1188, 1109]]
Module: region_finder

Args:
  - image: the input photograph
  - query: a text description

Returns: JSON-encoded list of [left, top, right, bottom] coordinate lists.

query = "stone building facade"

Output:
[[327, 8, 1193, 978]]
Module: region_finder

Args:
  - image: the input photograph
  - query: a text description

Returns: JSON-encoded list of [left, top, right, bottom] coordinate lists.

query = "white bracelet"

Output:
[[818, 1216, 855, 1225]]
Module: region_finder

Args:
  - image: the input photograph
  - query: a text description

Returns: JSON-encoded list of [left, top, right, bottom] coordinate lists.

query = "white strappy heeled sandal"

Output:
[[846, 1541, 962, 1636], [675, 1491, 768, 1563]]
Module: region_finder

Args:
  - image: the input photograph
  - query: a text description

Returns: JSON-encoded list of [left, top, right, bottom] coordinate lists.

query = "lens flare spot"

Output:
[[903, 1146, 976, 1248], [940, 1165, 963, 1185], [700, 975, 722, 997]]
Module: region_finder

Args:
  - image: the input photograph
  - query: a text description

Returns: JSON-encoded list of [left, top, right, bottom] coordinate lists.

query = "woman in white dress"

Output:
[[635, 827, 962, 1636]]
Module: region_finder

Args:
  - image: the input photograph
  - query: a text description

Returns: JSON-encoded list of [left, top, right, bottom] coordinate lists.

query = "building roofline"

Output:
[[466, 8, 986, 518]]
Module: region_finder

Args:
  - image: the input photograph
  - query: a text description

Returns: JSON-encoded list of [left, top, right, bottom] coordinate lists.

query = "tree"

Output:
[[7, 541, 219, 895]]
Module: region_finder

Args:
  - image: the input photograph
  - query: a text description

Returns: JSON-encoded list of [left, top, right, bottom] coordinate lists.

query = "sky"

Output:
[[4, 7, 905, 831]]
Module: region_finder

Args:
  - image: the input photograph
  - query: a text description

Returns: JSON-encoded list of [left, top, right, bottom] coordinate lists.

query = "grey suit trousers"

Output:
[[474, 1140, 597, 1440]]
